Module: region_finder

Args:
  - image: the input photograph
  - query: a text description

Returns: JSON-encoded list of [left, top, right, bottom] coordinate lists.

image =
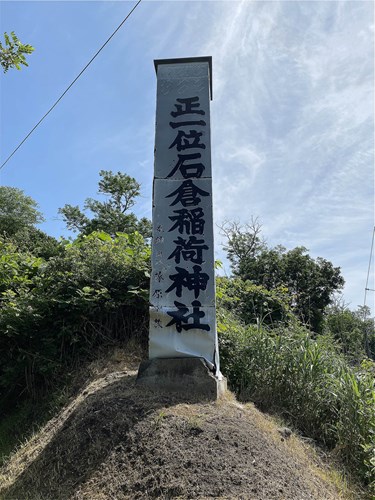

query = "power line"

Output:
[[362, 225, 374, 357], [363, 225, 375, 309], [0, 0, 142, 171]]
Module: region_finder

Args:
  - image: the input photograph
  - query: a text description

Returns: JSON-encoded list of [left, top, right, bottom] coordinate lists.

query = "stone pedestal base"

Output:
[[136, 357, 227, 401]]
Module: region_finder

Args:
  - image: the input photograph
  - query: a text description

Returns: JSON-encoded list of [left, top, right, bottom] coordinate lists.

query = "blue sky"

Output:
[[0, 0, 374, 312]]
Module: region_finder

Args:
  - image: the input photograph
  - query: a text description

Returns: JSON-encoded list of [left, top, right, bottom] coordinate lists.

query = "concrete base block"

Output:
[[136, 357, 227, 401]]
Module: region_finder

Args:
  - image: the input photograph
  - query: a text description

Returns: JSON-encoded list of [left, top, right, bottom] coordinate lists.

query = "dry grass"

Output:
[[242, 402, 368, 500], [0, 351, 367, 499], [0, 346, 140, 493]]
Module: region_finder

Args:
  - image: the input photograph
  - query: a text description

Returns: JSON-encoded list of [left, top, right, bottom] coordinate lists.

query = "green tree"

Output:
[[354, 305, 375, 359], [221, 218, 266, 265], [10, 227, 63, 260], [323, 300, 369, 359], [223, 221, 344, 333], [0, 32, 34, 73], [0, 186, 44, 237], [217, 276, 293, 328], [59, 170, 151, 238]]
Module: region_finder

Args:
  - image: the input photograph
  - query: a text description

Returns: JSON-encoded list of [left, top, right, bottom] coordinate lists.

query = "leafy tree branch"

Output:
[[0, 32, 34, 73]]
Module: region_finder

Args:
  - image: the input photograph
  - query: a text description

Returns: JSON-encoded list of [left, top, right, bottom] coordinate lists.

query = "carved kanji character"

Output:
[[154, 271, 164, 283], [169, 130, 206, 152], [166, 264, 209, 298], [166, 180, 209, 207], [168, 236, 208, 264], [170, 97, 205, 117], [168, 208, 205, 235], [166, 300, 210, 332], [169, 120, 206, 129], [167, 153, 205, 179]]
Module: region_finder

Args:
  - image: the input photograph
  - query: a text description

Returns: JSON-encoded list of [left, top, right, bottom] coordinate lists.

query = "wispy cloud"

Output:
[[160, 0, 374, 308]]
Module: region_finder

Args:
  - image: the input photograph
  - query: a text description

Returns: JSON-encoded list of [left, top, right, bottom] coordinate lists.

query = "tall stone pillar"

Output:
[[138, 57, 224, 398]]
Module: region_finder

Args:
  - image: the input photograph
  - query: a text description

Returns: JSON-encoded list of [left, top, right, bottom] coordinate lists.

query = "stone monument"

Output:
[[137, 57, 225, 399]]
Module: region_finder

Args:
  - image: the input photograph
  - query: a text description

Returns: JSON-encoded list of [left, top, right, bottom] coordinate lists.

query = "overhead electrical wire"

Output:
[[362, 225, 374, 357], [363, 225, 375, 310], [0, 0, 142, 171]]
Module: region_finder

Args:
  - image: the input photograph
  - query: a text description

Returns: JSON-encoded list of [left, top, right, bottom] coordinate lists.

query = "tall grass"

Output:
[[218, 308, 375, 490]]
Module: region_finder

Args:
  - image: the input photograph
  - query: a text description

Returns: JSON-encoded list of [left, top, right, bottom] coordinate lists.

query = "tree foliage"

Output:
[[59, 170, 152, 238], [0, 175, 152, 410], [217, 276, 294, 328], [0, 32, 34, 73], [0, 232, 150, 408], [222, 221, 344, 333], [0, 187, 62, 260], [0, 187, 44, 237], [324, 302, 374, 360], [221, 218, 265, 264]]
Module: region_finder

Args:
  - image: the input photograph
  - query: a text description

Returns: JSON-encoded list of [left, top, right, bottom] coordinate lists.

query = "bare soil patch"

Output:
[[0, 354, 346, 499]]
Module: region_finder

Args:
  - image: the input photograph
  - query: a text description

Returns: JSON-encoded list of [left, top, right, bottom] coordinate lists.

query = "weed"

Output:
[[218, 306, 375, 492], [153, 410, 167, 428]]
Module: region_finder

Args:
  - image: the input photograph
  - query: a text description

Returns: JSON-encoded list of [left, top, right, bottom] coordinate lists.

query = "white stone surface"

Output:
[[149, 305, 217, 368], [149, 58, 218, 370], [154, 65, 211, 180]]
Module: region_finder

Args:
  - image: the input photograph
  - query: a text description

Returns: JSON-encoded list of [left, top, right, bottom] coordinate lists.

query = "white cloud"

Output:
[[183, 0, 374, 310]]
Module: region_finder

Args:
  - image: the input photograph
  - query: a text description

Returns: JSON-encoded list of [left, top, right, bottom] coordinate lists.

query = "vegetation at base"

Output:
[[0, 175, 374, 494], [217, 281, 375, 492], [0, 232, 150, 410]]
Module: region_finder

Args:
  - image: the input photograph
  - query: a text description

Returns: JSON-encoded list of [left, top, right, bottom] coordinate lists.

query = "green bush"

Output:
[[216, 276, 293, 327], [323, 306, 369, 360], [218, 304, 375, 490], [0, 232, 150, 409]]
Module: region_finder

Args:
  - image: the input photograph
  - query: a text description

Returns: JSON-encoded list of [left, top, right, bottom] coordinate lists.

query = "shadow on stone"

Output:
[[136, 357, 227, 401]]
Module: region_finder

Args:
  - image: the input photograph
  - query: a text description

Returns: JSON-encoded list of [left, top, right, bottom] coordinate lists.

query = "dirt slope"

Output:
[[0, 353, 346, 499]]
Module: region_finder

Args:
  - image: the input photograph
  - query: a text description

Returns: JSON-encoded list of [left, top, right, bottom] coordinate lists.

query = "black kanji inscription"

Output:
[[170, 97, 205, 117], [166, 300, 210, 332], [167, 153, 205, 179], [166, 264, 209, 298], [168, 236, 208, 264], [154, 271, 164, 283], [169, 130, 206, 152], [169, 120, 206, 129], [166, 180, 209, 207], [168, 208, 205, 235]]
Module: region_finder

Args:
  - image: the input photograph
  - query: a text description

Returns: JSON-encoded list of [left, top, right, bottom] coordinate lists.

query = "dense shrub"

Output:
[[323, 305, 374, 361], [216, 276, 293, 327], [217, 302, 375, 490], [0, 232, 150, 408]]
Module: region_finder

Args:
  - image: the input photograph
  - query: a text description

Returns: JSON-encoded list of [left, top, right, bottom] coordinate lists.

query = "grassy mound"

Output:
[[0, 352, 357, 500]]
